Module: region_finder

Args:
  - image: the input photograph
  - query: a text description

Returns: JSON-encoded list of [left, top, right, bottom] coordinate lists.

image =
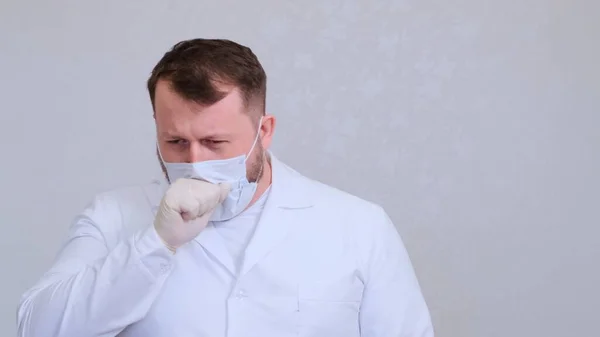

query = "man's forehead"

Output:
[[155, 109, 234, 130], [155, 107, 249, 139], [157, 93, 247, 120]]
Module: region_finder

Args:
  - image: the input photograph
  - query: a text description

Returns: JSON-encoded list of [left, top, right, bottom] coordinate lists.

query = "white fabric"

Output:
[[214, 185, 271, 274], [17, 154, 434, 337]]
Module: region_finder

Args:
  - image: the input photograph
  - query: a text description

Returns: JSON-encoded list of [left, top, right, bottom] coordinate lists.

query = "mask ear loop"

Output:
[[246, 116, 265, 183], [156, 140, 173, 183], [254, 149, 266, 183], [156, 140, 168, 163], [244, 116, 264, 164]]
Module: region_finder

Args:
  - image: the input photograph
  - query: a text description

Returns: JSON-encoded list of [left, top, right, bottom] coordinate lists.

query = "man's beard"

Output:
[[156, 144, 265, 184], [247, 142, 265, 183]]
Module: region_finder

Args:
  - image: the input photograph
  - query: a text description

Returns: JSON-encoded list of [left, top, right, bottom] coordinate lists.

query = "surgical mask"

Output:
[[158, 117, 264, 222]]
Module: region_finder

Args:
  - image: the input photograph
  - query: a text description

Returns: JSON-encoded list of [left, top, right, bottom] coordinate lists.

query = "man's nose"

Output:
[[187, 142, 208, 163]]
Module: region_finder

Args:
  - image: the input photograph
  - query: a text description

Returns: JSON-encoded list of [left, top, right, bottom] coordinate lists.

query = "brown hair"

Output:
[[147, 38, 267, 117]]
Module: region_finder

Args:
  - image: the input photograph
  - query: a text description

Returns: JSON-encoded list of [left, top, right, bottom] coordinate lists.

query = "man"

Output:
[[17, 39, 434, 337]]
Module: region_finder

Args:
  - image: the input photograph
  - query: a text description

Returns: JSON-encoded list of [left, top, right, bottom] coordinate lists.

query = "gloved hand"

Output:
[[154, 178, 230, 252]]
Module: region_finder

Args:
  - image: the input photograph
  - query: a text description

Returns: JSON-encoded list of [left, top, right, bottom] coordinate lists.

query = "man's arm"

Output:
[[358, 207, 434, 337], [17, 194, 175, 337]]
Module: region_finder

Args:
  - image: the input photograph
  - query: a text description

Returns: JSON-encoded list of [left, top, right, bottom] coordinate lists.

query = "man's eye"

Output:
[[202, 140, 226, 145], [167, 139, 187, 145]]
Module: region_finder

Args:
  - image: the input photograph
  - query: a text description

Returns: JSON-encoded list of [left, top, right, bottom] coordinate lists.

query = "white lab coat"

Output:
[[17, 154, 434, 337]]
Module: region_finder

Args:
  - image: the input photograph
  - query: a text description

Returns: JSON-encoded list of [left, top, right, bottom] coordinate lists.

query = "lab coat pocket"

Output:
[[297, 274, 363, 337], [240, 295, 300, 337]]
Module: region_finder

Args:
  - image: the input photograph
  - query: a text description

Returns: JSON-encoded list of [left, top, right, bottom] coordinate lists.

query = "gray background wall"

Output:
[[1, 0, 598, 336]]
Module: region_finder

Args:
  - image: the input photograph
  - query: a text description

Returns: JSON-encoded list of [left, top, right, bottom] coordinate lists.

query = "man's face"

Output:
[[154, 79, 272, 182]]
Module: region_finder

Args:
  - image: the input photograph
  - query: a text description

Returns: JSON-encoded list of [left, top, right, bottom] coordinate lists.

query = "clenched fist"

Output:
[[154, 178, 230, 252]]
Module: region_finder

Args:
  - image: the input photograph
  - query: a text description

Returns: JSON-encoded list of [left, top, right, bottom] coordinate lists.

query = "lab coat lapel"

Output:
[[193, 223, 237, 276], [240, 154, 314, 276]]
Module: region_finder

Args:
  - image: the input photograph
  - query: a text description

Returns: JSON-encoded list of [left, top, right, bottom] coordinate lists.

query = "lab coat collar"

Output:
[[239, 152, 315, 276], [266, 152, 315, 209], [189, 152, 315, 276]]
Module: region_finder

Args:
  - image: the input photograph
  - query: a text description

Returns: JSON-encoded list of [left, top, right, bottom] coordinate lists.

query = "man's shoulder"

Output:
[[92, 178, 165, 209], [81, 179, 165, 234], [290, 168, 396, 254], [295, 171, 386, 220]]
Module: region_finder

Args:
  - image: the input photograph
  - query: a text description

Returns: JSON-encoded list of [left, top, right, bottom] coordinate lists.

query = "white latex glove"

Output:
[[154, 178, 230, 252]]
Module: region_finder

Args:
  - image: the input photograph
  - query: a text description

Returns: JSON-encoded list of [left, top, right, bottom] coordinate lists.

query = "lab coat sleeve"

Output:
[[358, 207, 434, 337], [17, 193, 175, 337]]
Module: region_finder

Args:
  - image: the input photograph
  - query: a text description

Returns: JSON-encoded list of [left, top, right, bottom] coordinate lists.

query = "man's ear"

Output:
[[260, 114, 276, 150]]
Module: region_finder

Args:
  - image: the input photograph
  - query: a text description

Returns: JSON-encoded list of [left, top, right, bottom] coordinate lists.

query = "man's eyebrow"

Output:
[[158, 130, 180, 138], [200, 132, 231, 140]]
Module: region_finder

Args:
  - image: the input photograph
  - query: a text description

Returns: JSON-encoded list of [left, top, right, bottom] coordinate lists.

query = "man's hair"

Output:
[[147, 38, 267, 116]]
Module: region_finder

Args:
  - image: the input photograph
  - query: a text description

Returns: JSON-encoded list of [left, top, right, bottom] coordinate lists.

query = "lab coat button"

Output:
[[159, 263, 170, 273], [236, 290, 247, 300]]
